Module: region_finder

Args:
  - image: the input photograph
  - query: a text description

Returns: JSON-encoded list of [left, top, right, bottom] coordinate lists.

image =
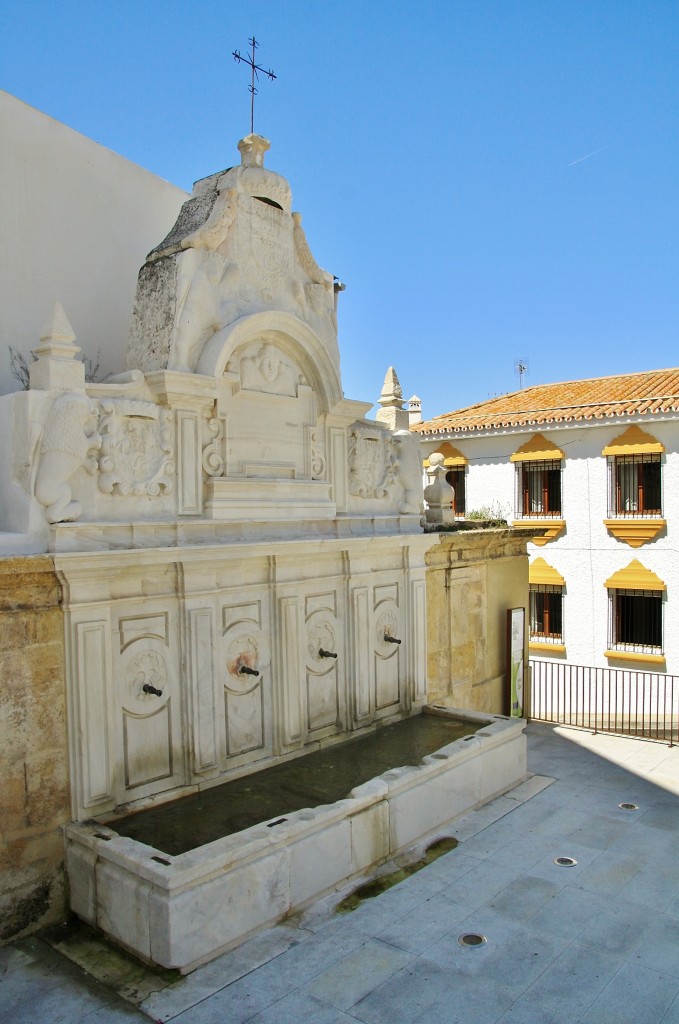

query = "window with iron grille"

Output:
[[608, 588, 663, 653], [529, 584, 563, 642], [445, 468, 466, 517], [516, 460, 562, 518], [607, 454, 662, 518]]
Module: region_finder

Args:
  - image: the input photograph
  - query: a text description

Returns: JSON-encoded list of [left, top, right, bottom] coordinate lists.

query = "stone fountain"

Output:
[[0, 133, 526, 969]]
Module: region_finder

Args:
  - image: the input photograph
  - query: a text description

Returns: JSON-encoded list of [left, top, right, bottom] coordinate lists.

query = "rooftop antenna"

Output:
[[232, 36, 277, 136], [514, 358, 529, 389]]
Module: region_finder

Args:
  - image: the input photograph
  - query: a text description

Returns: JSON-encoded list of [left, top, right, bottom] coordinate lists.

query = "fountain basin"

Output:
[[65, 708, 526, 972]]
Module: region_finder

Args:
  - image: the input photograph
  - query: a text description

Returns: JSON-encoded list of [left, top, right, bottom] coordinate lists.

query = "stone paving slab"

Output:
[[3, 721, 679, 1023]]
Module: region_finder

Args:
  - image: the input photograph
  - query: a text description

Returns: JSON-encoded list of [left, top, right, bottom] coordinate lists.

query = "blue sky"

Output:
[[3, 1, 678, 419]]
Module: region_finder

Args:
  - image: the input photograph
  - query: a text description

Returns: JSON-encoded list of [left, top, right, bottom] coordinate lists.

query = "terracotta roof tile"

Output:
[[413, 368, 679, 435]]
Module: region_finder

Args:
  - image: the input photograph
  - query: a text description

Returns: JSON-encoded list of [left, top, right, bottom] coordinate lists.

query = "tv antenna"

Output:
[[514, 358, 529, 389], [232, 36, 277, 136]]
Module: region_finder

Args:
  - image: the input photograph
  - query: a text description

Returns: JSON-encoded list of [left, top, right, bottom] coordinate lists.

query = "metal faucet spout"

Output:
[[239, 665, 260, 676], [319, 648, 338, 659], [384, 634, 402, 645], [142, 683, 164, 696]]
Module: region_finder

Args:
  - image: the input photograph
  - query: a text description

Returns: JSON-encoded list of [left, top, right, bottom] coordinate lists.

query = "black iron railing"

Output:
[[529, 659, 679, 746]]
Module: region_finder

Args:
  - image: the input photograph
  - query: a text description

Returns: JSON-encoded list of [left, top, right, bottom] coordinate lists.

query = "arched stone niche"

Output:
[[200, 311, 343, 521], [198, 310, 342, 413]]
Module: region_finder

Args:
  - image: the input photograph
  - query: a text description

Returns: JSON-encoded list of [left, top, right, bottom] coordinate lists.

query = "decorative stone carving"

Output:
[[124, 650, 169, 713], [225, 633, 261, 692], [34, 393, 102, 523], [97, 399, 174, 496], [247, 201, 292, 294], [292, 212, 333, 291], [393, 429, 423, 514], [376, 604, 401, 655], [307, 618, 337, 669], [348, 425, 397, 500], [29, 302, 86, 392], [310, 431, 326, 479], [202, 417, 225, 477], [423, 452, 455, 526], [182, 186, 238, 254], [126, 135, 339, 377], [375, 366, 410, 431], [235, 341, 303, 396]]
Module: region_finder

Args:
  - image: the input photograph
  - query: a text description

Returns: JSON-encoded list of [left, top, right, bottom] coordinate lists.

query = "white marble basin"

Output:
[[65, 709, 526, 973]]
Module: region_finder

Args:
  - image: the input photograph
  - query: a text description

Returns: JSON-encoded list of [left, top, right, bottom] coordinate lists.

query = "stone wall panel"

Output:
[[0, 555, 69, 944]]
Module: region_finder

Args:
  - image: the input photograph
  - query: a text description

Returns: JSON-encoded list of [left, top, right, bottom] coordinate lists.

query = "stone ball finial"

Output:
[[423, 453, 455, 526]]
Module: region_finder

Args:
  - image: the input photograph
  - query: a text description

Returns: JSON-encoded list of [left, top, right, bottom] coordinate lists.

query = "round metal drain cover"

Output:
[[618, 802, 639, 811], [553, 856, 577, 867], [458, 932, 487, 947]]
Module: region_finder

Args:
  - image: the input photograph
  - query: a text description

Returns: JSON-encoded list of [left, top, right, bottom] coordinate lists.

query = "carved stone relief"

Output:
[[305, 596, 342, 736], [376, 604, 401, 656], [374, 591, 402, 712], [306, 617, 337, 670], [124, 650, 169, 714], [222, 603, 271, 762], [34, 393, 102, 523], [97, 399, 174, 496], [230, 341, 305, 397], [115, 608, 182, 797], [348, 425, 397, 500], [310, 430, 326, 480], [202, 417, 225, 477], [244, 200, 293, 293]]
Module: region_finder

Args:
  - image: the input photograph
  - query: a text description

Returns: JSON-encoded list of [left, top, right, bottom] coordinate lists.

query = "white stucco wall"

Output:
[[0, 91, 187, 395], [420, 418, 679, 674]]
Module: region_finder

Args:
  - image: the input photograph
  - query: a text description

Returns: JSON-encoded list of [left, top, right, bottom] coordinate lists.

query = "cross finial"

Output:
[[232, 36, 277, 136]]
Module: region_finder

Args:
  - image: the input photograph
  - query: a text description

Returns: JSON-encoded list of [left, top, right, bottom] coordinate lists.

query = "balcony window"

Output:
[[608, 454, 662, 517], [608, 588, 663, 654], [517, 459, 562, 518], [529, 584, 563, 642], [604, 560, 666, 661]]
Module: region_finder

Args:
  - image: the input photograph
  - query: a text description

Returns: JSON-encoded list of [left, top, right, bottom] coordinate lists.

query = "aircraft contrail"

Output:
[[568, 146, 608, 167]]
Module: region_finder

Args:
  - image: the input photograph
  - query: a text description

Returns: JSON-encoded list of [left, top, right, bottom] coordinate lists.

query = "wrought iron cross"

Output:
[[232, 36, 276, 136]]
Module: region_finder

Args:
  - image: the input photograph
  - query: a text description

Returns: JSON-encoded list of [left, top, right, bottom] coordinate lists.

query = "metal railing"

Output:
[[529, 659, 679, 746]]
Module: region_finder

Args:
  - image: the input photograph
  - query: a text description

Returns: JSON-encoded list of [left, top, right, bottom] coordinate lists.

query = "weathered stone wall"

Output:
[[0, 556, 69, 942], [425, 529, 530, 712]]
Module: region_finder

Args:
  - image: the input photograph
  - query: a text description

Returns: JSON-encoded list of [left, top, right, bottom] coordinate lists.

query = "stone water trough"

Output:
[[65, 707, 525, 973]]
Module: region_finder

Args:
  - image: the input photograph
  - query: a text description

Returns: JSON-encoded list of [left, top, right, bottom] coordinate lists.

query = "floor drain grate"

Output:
[[458, 933, 487, 947], [553, 856, 577, 867], [618, 802, 639, 810]]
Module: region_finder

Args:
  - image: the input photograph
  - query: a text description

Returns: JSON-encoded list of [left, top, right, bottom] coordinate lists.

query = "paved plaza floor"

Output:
[[2, 721, 679, 1023]]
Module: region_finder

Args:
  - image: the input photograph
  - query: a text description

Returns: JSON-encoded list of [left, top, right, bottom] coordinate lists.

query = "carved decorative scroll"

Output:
[[202, 417, 225, 477]]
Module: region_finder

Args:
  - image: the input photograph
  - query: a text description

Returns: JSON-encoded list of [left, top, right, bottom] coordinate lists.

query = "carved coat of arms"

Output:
[[246, 201, 292, 290], [348, 426, 396, 499]]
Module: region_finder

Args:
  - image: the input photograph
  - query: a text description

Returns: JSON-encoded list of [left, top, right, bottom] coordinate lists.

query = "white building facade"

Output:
[[414, 370, 679, 677]]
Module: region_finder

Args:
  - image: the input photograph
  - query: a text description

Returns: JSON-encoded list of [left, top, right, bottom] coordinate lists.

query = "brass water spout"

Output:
[[384, 634, 401, 645], [239, 665, 260, 677], [319, 649, 337, 659]]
